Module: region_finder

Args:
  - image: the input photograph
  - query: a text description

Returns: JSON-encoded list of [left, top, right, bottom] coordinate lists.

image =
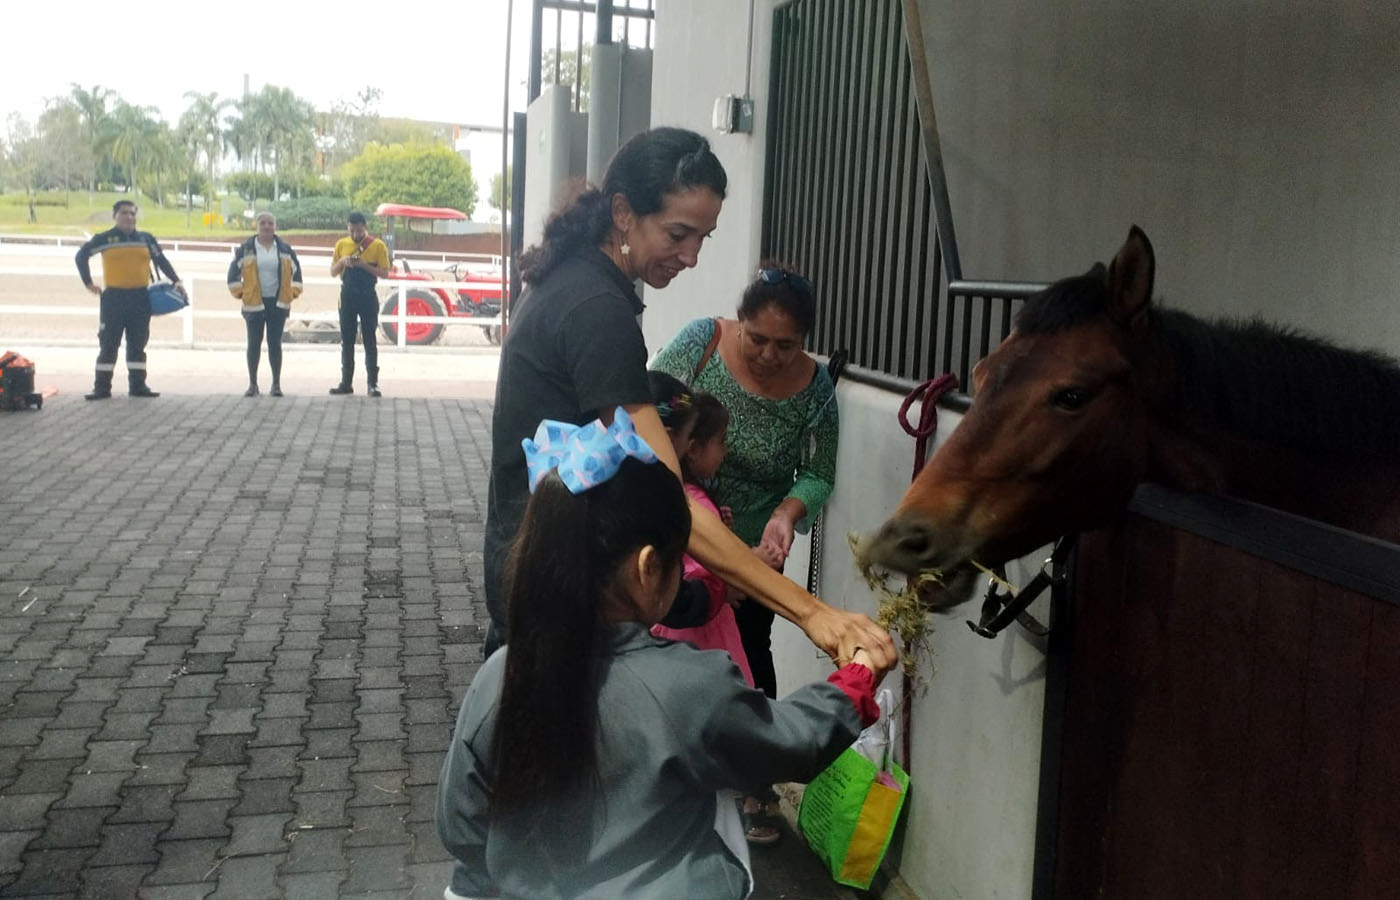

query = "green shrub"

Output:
[[226, 172, 275, 202], [267, 196, 354, 230], [294, 175, 341, 198]]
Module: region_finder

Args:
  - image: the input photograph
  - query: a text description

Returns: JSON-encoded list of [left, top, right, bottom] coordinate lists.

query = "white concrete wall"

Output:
[[642, 0, 776, 349], [923, 0, 1400, 355]]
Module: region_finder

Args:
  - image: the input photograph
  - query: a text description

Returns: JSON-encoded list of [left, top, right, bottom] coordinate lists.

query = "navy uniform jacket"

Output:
[[75, 227, 178, 290]]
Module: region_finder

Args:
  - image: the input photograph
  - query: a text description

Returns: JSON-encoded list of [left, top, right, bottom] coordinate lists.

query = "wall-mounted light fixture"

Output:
[[712, 95, 755, 134]]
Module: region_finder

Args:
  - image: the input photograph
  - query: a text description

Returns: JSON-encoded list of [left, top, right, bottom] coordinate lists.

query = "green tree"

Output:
[[316, 85, 381, 176], [179, 91, 231, 214], [109, 101, 161, 200], [542, 44, 593, 112], [260, 86, 315, 200], [225, 85, 316, 201], [227, 171, 275, 203], [3, 115, 41, 221], [69, 84, 116, 202], [342, 142, 477, 218], [373, 118, 445, 146], [37, 99, 91, 206], [489, 166, 512, 212]]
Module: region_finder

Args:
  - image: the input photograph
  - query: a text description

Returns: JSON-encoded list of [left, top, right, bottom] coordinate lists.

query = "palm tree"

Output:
[[141, 124, 180, 207], [180, 91, 230, 213], [109, 102, 161, 201], [254, 85, 315, 201], [227, 92, 274, 182], [69, 84, 115, 204]]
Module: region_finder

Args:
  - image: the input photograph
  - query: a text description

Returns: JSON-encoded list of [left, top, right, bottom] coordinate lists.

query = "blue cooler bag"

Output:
[[148, 282, 187, 315]]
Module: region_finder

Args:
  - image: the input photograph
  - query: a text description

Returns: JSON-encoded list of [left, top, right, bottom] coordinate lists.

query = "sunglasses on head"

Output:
[[757, 267, 813, 295]]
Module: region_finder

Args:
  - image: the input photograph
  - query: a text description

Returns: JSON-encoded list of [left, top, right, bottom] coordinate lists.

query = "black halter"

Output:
[[966, 537, 1071, 638]]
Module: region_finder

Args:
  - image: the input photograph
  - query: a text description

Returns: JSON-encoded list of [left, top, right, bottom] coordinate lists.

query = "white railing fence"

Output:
[[0, 269, 500, 349], [0, 232, 503, 269]]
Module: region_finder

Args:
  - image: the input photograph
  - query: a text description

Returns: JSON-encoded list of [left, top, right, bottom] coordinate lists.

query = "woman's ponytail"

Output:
[[518, 189, 613, 285], [490, 458, 690, 820]]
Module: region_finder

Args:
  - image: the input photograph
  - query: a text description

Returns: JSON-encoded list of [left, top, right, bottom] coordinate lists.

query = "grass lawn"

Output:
[[0, 191, 314, 240]]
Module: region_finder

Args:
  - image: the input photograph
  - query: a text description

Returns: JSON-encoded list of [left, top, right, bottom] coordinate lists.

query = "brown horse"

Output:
[[858, 226, 1400, 607]]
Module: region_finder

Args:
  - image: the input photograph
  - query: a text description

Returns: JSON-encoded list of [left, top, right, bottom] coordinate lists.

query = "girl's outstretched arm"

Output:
[[615, 403, 897, 671]]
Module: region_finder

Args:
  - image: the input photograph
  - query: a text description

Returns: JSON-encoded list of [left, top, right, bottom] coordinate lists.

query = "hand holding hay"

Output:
[[849, 532, 943, 685]]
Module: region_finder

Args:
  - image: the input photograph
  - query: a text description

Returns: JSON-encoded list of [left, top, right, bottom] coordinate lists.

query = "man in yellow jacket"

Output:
[[74, 200, 184, 399], [329, 211, 390, 396]]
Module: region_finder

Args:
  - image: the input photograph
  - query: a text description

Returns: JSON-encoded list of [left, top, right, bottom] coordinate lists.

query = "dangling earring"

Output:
[[620, 240, 631, 256]]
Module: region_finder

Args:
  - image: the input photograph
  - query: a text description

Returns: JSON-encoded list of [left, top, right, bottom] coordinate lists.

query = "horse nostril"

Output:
[[894, 529, 930, 561]]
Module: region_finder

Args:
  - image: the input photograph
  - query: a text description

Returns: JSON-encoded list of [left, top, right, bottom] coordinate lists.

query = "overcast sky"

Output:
[[2, 0, 537, 130]]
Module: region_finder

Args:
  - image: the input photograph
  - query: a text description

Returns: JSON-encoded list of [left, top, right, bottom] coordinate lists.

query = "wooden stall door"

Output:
[[1051, 518, 1400, 899]]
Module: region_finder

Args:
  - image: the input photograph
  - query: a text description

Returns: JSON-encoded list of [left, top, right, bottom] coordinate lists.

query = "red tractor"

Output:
[[375, 203, 506, 346]]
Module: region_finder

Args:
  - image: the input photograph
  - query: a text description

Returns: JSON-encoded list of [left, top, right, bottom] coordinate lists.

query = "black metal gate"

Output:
[[764, 0, 1039, 385]]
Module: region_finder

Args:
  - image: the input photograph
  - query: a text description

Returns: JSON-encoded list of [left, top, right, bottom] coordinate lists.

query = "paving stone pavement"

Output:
[[0, 391, 857, 900]]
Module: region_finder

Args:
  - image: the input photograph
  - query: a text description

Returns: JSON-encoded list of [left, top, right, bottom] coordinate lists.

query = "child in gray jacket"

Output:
[[436, 409, 888, 899]]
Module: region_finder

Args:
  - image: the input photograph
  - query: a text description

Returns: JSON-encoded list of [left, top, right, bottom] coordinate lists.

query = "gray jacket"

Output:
[[436, 621, 863, 899]]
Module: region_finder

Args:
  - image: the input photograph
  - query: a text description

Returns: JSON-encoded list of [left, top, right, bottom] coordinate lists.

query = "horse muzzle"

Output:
[[856, 513, 972, 576], [854, 515, 985, 610]]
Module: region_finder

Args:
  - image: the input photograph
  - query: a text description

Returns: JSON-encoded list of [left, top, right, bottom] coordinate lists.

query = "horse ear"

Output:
[[1106, 225, 1155, 334]]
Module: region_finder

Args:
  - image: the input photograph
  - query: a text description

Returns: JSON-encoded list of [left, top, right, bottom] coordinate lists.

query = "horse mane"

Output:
[[1018, 270, 1400, 461]]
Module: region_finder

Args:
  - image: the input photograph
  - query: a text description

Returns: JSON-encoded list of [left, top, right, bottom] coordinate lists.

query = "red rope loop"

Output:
[[894, 372, 958, 769], [898, 373, 959, 478]]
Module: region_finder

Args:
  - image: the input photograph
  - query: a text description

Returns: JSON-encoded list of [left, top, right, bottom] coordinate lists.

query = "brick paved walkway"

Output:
[[0, 391, 857, 900], [0, 394, 489, 899]]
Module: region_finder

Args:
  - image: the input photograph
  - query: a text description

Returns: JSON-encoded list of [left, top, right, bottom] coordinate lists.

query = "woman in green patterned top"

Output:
[[650, 264, 838, 703], [652, 264, 837, 844]]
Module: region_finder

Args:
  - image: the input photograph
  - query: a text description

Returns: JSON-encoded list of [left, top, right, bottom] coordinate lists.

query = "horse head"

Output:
[[858, 226, 1163, 608]]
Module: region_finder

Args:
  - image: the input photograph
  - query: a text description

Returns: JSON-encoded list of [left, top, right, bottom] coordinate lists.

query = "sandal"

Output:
[[740, 796, 782, 846]]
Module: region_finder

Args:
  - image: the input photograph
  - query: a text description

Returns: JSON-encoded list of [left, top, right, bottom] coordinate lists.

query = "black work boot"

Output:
[[129, 371, 159, 398], [367, 366, 381, 398], [130, 386, 160, 397], [329, 366, 353, 395], [85, 370, 113, 401]]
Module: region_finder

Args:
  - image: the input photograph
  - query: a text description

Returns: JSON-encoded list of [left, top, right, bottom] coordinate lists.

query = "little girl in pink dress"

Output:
[[648, 372, 754, 687]]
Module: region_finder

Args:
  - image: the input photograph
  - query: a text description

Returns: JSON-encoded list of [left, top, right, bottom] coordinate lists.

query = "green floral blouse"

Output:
[[651, 317, 840, 546]]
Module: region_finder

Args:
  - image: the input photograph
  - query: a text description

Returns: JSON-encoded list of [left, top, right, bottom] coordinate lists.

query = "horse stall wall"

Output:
[[774, 380, 1056, 899], [650, 4, 1061, 896], [1047, 488, 1400, 899]]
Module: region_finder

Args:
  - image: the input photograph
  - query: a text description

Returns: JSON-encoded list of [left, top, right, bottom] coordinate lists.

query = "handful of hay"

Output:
[[848, 532, 943, 686]]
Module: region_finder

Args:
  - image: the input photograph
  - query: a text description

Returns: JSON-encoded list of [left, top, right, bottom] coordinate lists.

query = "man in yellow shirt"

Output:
[[74, 200, 184, 399], [329, 211, 390, 396]]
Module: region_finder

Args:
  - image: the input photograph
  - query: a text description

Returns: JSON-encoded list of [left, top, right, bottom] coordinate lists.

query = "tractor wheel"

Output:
[[380, 290, 446, 345]]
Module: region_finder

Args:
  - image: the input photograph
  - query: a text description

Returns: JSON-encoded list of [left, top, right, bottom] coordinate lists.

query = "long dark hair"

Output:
[[491, 457, 691, 816], [519, 127, 728, 284]]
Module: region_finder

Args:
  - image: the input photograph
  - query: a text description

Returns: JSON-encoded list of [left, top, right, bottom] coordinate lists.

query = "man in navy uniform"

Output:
[[74, 200, 184, 399]]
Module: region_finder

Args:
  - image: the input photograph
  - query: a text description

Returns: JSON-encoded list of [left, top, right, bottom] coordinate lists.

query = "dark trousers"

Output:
[[338, 292, 378, 379], [95, 287, 151, 389], [482, 517, 511, 658], [244, 297, 288, 383], [735, 598, 779, 698]]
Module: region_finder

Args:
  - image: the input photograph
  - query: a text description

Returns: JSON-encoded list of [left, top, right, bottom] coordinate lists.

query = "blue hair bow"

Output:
[[523, 406, 659, 494]]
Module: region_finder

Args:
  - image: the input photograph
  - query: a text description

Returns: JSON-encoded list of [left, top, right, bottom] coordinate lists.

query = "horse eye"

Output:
[[1051, 388, 1090, 411]]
